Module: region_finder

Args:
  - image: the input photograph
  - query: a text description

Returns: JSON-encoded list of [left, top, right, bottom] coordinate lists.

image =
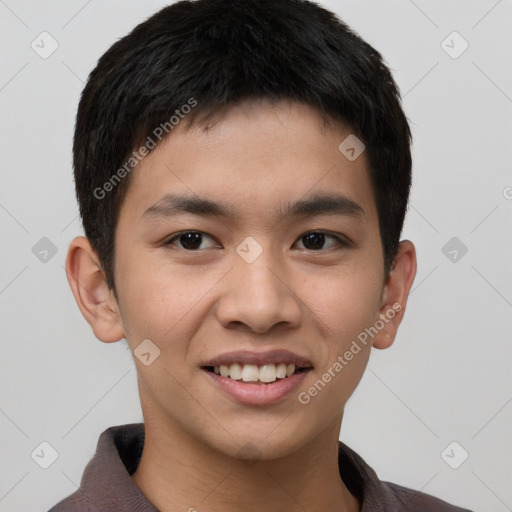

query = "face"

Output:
[[111, 99, 392, 459]]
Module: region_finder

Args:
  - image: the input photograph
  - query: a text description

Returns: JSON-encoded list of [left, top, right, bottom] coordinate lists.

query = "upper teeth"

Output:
[[213, 363, 297, 383]]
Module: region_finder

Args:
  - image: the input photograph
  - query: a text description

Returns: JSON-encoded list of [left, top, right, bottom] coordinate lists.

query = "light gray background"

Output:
[[0, 1, 511, 511]]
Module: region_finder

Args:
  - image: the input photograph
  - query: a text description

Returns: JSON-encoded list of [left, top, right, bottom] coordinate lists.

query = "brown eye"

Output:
[[295, 231, 349, 251], [164, 231, 219, 250]]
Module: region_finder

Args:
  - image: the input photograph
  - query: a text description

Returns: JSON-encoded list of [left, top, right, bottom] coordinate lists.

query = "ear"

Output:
[[65, 236, 125, 343], [372, 240, 417, 350]]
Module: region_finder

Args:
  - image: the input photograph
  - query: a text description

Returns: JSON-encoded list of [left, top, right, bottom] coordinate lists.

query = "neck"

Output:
[[131, 418, 361, 512]]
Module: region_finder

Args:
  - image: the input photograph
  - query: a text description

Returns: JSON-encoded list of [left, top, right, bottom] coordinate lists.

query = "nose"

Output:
[[215, 248, 302, 334]]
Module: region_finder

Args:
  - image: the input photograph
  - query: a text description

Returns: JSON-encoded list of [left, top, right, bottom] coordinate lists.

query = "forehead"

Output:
[[119, 99, 378, 229]]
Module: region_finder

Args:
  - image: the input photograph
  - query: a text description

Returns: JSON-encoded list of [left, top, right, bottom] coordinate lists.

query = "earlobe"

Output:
[[65, 236, 125, 343], [372, 240, 417, 350]]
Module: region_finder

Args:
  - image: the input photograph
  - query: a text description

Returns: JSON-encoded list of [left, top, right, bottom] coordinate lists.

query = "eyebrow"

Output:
[[141, 193, 366, 223]]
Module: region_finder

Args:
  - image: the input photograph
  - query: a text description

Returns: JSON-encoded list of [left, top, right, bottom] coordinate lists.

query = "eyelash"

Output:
[[163, 230, 351, 252]]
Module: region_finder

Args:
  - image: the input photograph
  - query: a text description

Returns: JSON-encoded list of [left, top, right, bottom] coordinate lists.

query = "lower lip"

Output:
[[202, 368, 312, 405]]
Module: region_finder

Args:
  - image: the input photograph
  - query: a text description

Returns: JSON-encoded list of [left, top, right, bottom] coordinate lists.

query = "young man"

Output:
[[49, 0, 473, 510]]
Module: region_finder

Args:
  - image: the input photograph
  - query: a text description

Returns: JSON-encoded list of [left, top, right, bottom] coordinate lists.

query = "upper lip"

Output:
[[201, 349, 313, 368]]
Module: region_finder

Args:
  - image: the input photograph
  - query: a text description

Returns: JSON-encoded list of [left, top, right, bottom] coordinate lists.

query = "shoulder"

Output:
[[47, 492, 98, 512], [47, 423, 147, 512], [337, 441, 473, 512], [381, 480, 474, 512]]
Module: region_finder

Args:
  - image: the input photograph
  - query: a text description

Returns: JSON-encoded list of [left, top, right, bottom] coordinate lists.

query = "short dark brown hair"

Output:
[[73, 0, 412, 293]]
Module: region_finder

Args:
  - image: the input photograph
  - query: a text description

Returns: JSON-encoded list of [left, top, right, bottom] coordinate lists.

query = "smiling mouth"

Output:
[[203, 363, 311, 385]]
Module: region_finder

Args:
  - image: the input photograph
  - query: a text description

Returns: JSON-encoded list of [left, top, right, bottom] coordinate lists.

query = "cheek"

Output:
[[298, 271, 378, 411], [115, 253, 220, 347], [301, 262, 382, 346]]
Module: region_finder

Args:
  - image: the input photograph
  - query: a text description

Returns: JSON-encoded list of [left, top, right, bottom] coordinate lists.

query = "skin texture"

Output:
[[66, 99, 416, 512]]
